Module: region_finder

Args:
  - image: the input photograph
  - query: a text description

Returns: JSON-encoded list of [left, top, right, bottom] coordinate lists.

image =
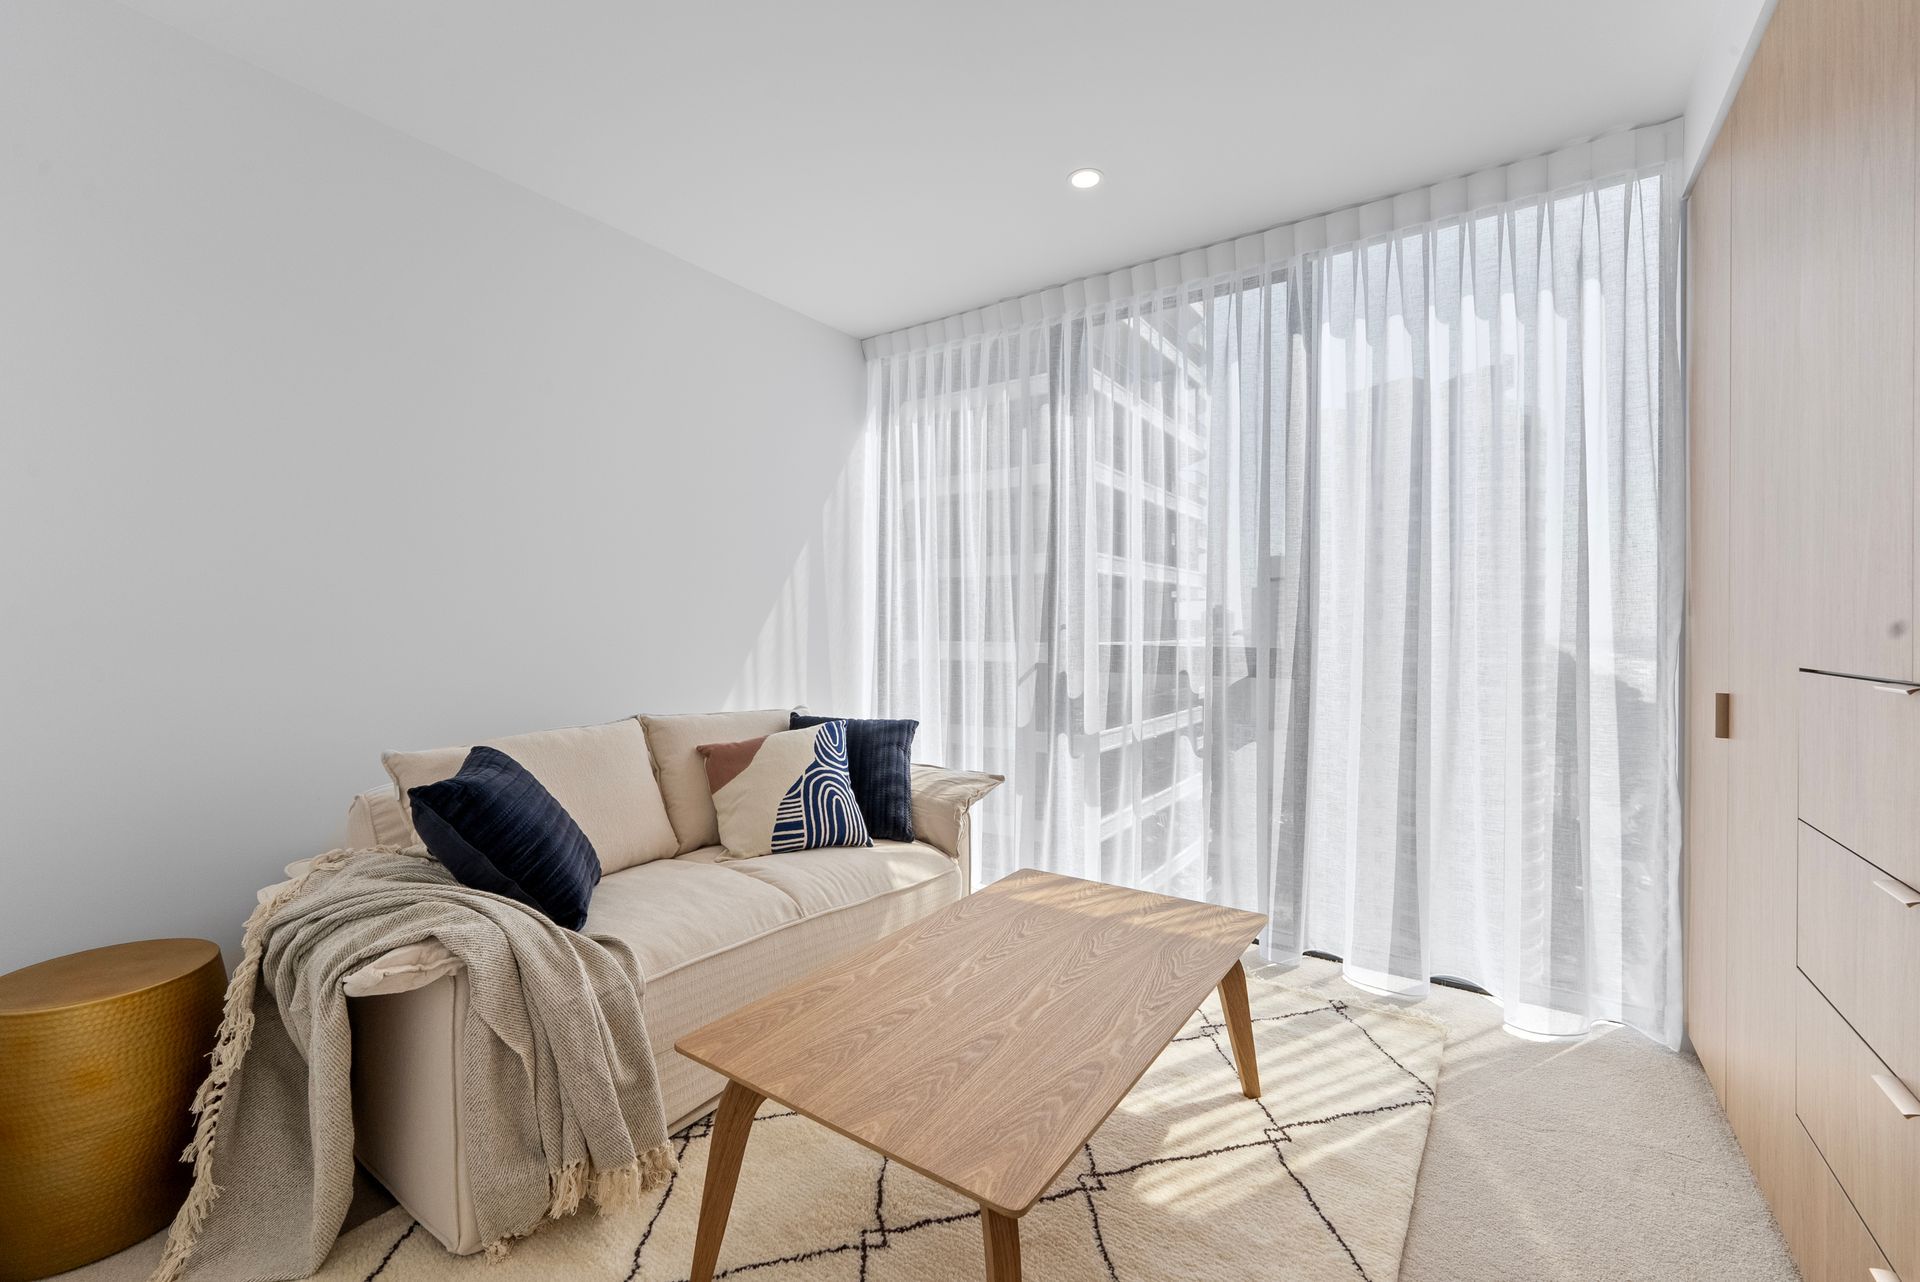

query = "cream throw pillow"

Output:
[[698, 721, 871, 859], [639, 709, 792, 853], [381, 717, 676, 874]]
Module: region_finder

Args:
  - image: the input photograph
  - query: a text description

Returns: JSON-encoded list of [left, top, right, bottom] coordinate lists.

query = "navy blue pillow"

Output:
[[407, 746, 601, 930], [789, 714, 918, 842]]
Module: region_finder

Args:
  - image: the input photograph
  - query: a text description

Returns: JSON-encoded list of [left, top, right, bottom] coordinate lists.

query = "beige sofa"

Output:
[[323, 710, 999, 1255]]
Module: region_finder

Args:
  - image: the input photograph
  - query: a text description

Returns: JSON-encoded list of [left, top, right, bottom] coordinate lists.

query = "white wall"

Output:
[[0, 1, 868, 972], [1682, 0, 1777, 188]]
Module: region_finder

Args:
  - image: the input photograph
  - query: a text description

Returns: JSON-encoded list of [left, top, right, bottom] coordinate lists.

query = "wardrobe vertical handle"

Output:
[[1874, 876, 1920, 908], [1869, 1269, 1899, 1282], [1872, 1073, 1920, 1119], [1714, 693, 1731, 739]]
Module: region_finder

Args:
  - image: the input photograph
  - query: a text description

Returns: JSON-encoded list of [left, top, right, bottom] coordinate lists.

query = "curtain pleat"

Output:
[[864, 129, 1683, 1046]]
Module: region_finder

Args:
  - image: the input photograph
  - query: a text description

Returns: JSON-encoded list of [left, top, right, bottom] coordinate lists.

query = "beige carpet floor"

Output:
[[59, 953, 1798, 1281], [1261, 957, 1799, 1281]]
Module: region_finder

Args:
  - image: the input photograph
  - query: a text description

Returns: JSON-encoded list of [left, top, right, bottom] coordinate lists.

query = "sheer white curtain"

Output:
[[862, 124, 1683, 1045]]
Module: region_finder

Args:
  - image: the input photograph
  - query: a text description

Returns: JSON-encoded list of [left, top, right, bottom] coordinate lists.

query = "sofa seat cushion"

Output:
[[718, 841, 955, 917], [651, 856, 961, 1128], [584, 859, 800, 978]]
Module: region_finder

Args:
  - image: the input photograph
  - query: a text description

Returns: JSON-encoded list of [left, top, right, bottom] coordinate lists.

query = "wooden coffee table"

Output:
[[675, 868, 1266, 1282]]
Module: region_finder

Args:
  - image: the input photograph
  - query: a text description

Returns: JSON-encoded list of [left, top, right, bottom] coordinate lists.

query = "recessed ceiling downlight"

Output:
[[1069, 168, 1103, 189]]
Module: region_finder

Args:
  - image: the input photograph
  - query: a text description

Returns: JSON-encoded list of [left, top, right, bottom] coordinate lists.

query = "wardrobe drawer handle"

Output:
[[1873, 1073, 1920, 1119], [1875, 877, 1920, 908], [1870, 682, 1920, 695], [1870, 1269, 1899, 1282]]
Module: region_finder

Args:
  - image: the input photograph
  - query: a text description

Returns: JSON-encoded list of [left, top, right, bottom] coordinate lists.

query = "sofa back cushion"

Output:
[[382, 717, 676, 873], [638, 709, 792, 853]]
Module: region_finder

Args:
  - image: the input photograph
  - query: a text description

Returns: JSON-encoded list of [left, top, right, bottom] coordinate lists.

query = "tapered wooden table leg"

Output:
[[982, 1209, 1022, 1282], [1217, 959, 1261, 1098], [689, 1080, 764, 1282]]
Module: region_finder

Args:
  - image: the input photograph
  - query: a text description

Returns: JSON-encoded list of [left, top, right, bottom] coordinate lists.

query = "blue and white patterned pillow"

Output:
[[697, 720, 872, 858]]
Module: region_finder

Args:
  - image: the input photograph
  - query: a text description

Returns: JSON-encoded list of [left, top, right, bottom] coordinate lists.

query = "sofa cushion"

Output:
[[383, 718, 676, 874], [649, 857, 961, 1127], [583, 858, 801, 977], [639, 709, 791, 853], [719, 841, 955, 916]]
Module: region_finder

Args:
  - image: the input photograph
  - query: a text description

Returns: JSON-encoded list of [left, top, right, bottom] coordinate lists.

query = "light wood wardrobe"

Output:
[[1687, 0, 1920, 1277]]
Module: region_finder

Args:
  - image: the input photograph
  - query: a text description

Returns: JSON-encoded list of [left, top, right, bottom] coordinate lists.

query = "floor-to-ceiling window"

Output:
[[864, 124, 1683, 1046]]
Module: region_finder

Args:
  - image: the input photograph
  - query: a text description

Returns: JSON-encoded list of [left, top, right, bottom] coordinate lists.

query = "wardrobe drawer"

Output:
[[1790, 1120, 1897, 1282], [1799, 822, 1920, 1083], [1797, 972, 1920, 1282], [1800, 669, 1920, 890]]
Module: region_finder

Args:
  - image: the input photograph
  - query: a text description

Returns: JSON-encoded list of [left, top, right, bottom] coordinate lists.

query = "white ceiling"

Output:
[[119, 0, 1720, 338]]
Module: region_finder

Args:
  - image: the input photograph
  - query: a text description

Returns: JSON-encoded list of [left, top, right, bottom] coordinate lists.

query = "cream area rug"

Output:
[[311, 976, 1446, 1282]]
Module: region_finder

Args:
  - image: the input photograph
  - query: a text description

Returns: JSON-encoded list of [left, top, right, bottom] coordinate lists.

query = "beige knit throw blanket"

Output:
[[152, 847, 677, 1282]]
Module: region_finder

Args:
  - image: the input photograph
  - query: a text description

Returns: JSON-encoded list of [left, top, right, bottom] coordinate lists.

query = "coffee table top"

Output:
[[675, 868, 1265, 1216]]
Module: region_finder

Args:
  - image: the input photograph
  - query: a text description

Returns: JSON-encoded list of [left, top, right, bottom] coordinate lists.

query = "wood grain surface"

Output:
[[676, 868, 1265, 1217], [1788, 1120, 1894, 1282], [1796, 821, 1920, 1091], [1722, 0, 1811, 1212], [1794, 971, 1920, 1282], [1685, 135, 1732, 1107], [688, 1081, 764, 1282], [1216, 960, 1260, 1098], [1799, 669, 1920, 891], [981, 1210, 1021, 1282]]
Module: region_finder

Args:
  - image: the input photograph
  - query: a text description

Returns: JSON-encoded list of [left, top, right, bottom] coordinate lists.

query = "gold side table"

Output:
[[0, 939, 225, 1282]]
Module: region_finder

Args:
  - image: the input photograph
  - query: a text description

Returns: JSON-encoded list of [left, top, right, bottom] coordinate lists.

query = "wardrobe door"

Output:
[[1685, 142, 1732, 1102], [1721, 0, 1920, 1213], [1723, 4, 1803, 1210], [1792, 0, 1916, 680]]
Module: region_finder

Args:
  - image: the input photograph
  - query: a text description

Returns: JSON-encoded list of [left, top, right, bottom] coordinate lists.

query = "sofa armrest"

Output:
[[909, 763, 1003, 894], [344, 942, 465, 997], [250, 858, 459, 998]]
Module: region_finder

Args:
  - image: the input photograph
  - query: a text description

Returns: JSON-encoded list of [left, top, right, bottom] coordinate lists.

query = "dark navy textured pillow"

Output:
[[789, 714, 918, 842], [407, 746, 601, 930]]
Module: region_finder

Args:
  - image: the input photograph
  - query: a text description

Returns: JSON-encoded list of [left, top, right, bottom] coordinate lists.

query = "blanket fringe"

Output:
[[595, 1142, 678, 1213], [546, 1143, 679, 1221], [547, 1162, 590, 1218], [148, 842, 675, 1281], [149, 846, 415, 1282], [488, 1147, 677, 1263]]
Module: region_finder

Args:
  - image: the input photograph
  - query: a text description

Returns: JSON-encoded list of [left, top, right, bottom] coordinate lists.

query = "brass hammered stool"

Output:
[[0, 939, 225, 1282]]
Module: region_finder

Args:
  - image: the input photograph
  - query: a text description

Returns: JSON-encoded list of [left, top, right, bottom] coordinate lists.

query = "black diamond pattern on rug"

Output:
[[349, 979, 1445, 1282]]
